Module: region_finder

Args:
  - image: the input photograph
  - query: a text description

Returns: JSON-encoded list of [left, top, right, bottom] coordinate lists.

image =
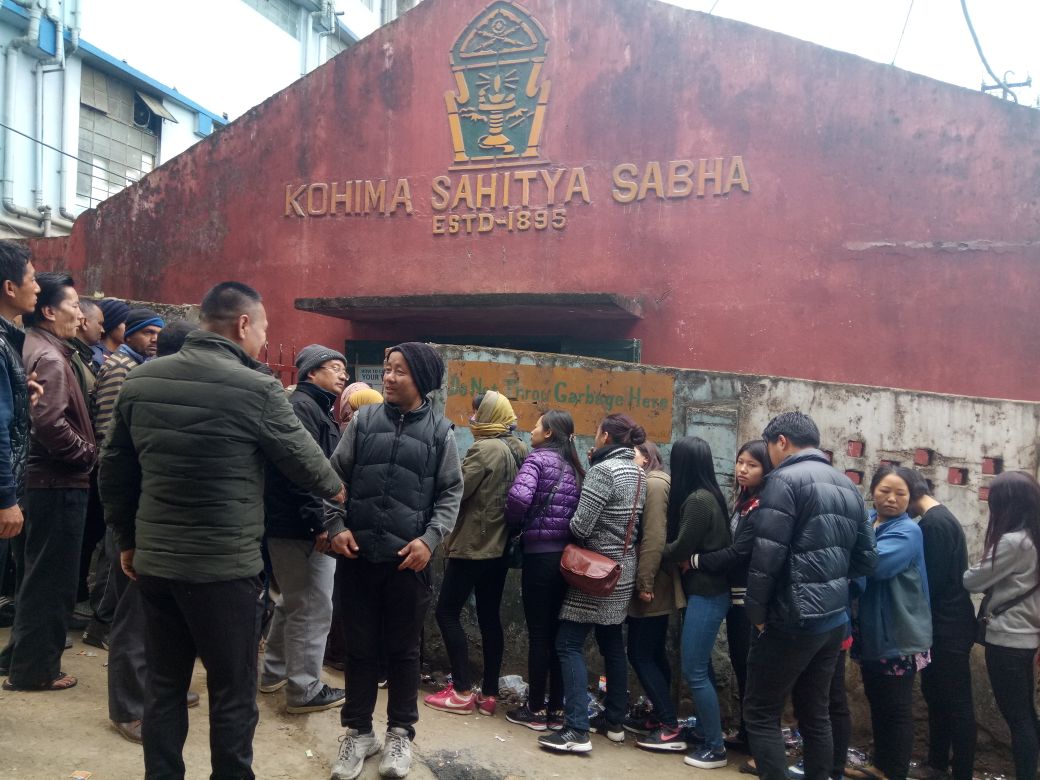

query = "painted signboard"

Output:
[[444, 359, 674, 439]]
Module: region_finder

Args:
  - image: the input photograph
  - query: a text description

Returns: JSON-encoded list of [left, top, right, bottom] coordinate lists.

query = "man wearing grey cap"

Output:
[[260, 344, 349, 714]]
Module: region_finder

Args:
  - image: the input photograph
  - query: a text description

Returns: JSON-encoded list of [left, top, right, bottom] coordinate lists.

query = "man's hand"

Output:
[[330, 529, 359, 558], [0, 504, 23, 539], [121, 549, 138, 581], [331, 485, 346, 504], [27, 371, 42, 407], [314, 531, 330, 553], [397, 538, 431, 571], [638, 591, 654, 603]]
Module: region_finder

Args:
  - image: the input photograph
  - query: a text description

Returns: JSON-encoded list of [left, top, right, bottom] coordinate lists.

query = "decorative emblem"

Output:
[[444, 1, 551, 169]]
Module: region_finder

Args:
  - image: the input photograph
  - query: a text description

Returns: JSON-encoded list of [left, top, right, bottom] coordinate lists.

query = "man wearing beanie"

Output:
[[93, 298, 130, 369], [93, 308, 164, 444], [327, 342, 463, 780], [260, 344, 349, 715]]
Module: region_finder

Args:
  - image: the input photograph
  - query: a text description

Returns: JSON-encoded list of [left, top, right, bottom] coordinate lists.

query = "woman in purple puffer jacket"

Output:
[[503, 410, 585, 731]]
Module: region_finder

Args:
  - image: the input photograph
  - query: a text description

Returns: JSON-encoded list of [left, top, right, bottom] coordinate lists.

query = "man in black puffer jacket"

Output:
[[261, 344, 349, 715], [744, 412, 876, 780]]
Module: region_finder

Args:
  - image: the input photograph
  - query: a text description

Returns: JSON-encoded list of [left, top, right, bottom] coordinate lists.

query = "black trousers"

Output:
[[744, 623, 845, 780], [861, 663, 916, 780], [138, 574, 263, 780], [726, 603, 753, 740], [338, 558, 432, 738], [0, 488, 87, 686], [627, 614, 678, 726], [107, 556, 146, 723], [793, 648, 851, 777], [986, 644, 1039, 780], [920, 646, 976, 780], [434, 556, 508, 694], [77, 470, 106, 604], [521, 550, 567, 711]]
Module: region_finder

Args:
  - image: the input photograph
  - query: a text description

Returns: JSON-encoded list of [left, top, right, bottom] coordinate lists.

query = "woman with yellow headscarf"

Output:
[[424, 390, 529, 717]]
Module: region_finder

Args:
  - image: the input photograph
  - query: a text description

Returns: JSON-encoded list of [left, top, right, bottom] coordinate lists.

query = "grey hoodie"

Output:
[[963, 530, 1040, 649]]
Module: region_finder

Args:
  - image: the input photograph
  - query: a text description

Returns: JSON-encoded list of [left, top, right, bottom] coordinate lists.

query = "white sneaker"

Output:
[[330, 728, 380, 780], [378, 727, 412, 778]]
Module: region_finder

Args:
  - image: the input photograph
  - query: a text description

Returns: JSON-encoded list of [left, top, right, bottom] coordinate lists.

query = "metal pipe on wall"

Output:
[[2, 0, 46, 226]]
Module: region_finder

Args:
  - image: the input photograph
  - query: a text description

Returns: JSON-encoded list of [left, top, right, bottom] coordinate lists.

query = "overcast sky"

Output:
[[82, 0, 1039, 118]]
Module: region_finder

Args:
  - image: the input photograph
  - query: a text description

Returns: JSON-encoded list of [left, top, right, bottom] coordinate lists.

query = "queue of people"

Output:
[[0, 238, 1038, 780]]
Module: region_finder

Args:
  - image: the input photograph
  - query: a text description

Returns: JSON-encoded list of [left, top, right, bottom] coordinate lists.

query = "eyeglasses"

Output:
[[318, 364, 349, 378]]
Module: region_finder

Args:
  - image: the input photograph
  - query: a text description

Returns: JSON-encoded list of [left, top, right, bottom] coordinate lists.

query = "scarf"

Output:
[[468, 390, 517, 439]]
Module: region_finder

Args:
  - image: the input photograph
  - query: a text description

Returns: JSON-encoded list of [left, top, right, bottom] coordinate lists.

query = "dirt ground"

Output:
[[0, 626, 750, 780]]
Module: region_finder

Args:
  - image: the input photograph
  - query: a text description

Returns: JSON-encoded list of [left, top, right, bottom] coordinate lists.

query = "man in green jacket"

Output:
[[100, 281, 344, 780]]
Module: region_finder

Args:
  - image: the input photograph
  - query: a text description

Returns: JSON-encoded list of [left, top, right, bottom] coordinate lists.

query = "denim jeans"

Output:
[[985, 644, 1039, 780], [556, 619, 627, 732], [627, 614, 677, 726], [681, 593, 730, 751]]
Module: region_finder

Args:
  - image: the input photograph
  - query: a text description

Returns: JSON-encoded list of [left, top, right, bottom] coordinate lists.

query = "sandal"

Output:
[[740, 759, 759, 775], [2, 672, 78, 691]]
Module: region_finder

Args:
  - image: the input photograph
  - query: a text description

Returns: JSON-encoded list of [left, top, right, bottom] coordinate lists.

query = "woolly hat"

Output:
[[295, 344, 347, 382], [348, 388, 384, 410], [387, 342, 444, 400], [97, 298, 130, 335], [124, 308, 165, 338]]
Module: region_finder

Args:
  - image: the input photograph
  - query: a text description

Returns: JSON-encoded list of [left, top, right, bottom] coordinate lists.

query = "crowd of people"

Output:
[[0, 238, 1038, 780]]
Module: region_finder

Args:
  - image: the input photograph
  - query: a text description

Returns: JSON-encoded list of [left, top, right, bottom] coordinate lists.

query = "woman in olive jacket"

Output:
[[627, 441, 686, 752], [425, 391, 528, 716]]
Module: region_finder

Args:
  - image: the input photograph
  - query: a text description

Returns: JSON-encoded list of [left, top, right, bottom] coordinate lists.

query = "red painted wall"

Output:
[[34, 0, 1040, 401]]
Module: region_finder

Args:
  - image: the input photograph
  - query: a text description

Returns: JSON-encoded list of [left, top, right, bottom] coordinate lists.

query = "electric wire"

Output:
[[891, 0, 915, 65]]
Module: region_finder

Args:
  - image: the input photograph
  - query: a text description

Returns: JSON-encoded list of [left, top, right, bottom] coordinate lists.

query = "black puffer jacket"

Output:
[[745, 449, 877, 630], [265, 381, 341, 540]]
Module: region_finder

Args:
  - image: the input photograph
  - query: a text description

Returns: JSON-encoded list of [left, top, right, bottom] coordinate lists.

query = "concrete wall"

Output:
[[423, 344, 1039, 769]]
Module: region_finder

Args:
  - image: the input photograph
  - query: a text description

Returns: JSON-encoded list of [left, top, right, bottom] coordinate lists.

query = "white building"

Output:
[[1, 0, 416, 239]]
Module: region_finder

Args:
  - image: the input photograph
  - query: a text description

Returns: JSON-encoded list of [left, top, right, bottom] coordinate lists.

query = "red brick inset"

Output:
[[845, 470, 864, 485], [947, 467, 969, 486], [982, 457, 1004, 476], [913, 448, 933, 466], [847, 440, 865, 458], [978, 486, 990, 502]]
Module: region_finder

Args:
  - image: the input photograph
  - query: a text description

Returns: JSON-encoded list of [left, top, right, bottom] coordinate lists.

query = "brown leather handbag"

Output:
[[560, 471, 643, 598]]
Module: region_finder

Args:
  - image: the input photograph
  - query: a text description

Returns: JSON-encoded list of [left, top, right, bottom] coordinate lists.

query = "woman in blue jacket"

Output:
[[854, 465, 932, 780]]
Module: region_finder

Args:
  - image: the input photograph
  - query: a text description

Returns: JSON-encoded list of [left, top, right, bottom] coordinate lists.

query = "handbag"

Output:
[[976, 581, 1040, 645], [559, 470, 643, 598]]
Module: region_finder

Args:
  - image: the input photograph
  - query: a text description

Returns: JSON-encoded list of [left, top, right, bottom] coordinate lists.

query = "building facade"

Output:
[[27, 0, 1040, 403]]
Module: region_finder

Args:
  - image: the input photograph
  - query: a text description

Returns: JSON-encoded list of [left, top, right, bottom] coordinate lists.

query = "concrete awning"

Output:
[[294, 293, 643, 324]]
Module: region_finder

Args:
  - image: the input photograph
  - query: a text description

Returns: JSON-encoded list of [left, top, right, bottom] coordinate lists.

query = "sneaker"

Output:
[[624, 713, 661, 735], [589, 714, 625, 743], [547, 710, 565, 731], [476, 693, 496, 716], [259, 677, 287, 694], [788, 760, 806, 779], [82, 620, 109, 651], [685, 746, 728, 769], [506, 705, 547, 731], [423, 684, 475, 714], [286, 684, 346, 714], [538, 726, 593, 753], [378, 727, 412, 778], [378, 678, 388, 688], [330, 728, 380, 780], [636, 725, 688, 752]]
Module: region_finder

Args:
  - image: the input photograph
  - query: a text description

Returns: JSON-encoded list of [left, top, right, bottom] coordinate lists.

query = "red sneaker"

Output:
[[476, 694, 496, 716], [423, 684, 475, 714]]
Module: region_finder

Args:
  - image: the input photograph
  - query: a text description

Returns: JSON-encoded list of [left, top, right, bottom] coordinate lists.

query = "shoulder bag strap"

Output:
[[621, 470, 644, 556], [988, 581, 1040, 619]]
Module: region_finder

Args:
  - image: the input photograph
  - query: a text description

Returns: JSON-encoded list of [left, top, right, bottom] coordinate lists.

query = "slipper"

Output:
[[2, 672, 78, 691], [740, 759, 759, 775]]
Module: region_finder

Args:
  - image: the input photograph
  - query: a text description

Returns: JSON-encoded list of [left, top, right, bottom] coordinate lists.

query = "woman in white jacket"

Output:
[[964, 471, 1040, 780]]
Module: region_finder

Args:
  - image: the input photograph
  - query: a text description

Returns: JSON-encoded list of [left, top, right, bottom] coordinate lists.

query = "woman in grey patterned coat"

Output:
[[538, 414, 647, 754]]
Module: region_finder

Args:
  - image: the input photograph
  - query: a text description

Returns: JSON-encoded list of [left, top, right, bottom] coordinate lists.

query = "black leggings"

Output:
[[434, 557, 508, 694], [986, 644, 1039, 780], [521, 551, 567, 711], [861, 663, 916, 780]]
